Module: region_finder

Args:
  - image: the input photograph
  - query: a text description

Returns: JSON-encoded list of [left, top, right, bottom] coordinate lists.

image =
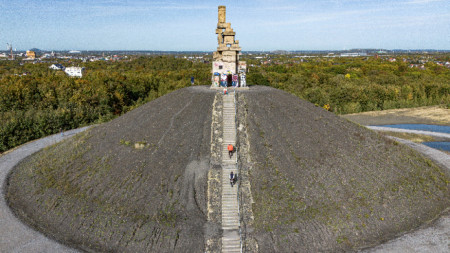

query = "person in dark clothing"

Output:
[[230, 171, 237, 186], [230, 171, 234, 186]]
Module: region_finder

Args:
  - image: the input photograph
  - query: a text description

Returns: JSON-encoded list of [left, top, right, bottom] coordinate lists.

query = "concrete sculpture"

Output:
[[212, 6, 246, 87]]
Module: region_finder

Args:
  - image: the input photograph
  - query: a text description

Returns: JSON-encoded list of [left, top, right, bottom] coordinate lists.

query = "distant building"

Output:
[[26, 50, 36, 59], [49, 64, 65, 70], [340, 52, 367, 57], [65, 67, 85, 77]]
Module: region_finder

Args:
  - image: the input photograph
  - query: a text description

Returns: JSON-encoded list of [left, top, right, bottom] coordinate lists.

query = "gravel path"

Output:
[[1, 126, 91, 253], [361, 128, 450, 253], [367, 126, 450, 139]]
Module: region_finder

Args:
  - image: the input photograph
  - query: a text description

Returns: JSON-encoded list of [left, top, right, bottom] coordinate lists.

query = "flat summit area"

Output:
[[6, 86, 450, 252]]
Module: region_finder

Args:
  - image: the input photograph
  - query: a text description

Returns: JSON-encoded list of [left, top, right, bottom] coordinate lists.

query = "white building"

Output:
[[65, 67, 85, 77], [49, 64, 65, 70]]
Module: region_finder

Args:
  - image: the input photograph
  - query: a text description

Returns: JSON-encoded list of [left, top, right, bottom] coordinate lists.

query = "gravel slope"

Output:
[[361, 137, 449, 253], [6, 86, 217, 252], [239, 86, 449, 252]]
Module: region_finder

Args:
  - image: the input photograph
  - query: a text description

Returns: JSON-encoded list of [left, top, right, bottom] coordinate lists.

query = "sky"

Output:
[[0, 0, 449, 51]]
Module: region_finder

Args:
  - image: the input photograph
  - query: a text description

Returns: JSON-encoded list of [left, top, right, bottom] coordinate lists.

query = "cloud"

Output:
[[260, 7, 388, 26], [406, 0, 445, 4]]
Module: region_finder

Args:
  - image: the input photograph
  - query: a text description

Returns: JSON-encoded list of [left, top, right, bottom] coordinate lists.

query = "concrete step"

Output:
[[222, 217, 239, 220], [222, 202, 238, 206], [222, 195, 237, 198], [222, 194, 237, 198], [223, 243, 240, 247], [223, 246, 240, 250], [222, 206, 238, 209], [222, 248, 240, 252], [223, 207, 238, 211], [222, 216, 239, 220], [222, 192, 238, 196], [222, 223, 239, 227], [222, 218, 239, 222], [222, 193, 237, 196], [222, 198, 238, 201], [222, 215, 238, 218], [222, 226, 240, 231], [222, 203, 238, 206], [223, 238, 240, 242], [222, 192, 237, 195], [222, 216, 238, 220], [222, 204, 238, 208], [222, 162, 236, 165], [222, 218, 239, 221]]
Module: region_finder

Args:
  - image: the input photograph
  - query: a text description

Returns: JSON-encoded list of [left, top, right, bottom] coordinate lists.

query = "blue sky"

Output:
[[1, 0, 449, 51]]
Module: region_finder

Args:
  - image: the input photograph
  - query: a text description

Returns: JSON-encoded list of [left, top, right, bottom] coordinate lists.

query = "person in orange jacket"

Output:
[[228, 144, 234, 158]]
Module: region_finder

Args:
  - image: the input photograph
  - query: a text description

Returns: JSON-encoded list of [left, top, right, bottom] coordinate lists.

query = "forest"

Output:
[[0, 56, 210, 152], [1, 54, 449, 152], [244, 54, 449, 114]]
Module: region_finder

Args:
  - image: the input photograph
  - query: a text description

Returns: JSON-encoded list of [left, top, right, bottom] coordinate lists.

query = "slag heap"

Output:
[[212, 6, 246, 87]]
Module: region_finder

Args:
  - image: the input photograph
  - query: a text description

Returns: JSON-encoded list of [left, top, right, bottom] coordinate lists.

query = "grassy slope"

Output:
[[241, 86, 449, 252], [6, 86, 216, 252]]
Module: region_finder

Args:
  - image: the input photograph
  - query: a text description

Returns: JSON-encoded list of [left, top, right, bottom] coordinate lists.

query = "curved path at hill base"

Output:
[[361, 137, 449, 253], [367, 126, 450, 140], [1, 127, 90, 253]]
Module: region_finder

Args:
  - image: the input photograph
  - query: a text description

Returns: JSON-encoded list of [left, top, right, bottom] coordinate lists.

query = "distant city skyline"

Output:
[[1, 0, 449, 51]]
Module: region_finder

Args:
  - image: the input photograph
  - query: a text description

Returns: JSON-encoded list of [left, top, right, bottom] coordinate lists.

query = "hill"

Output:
[[236, 86, 449, 251], [6, 86, 217, 252], [6, 85, 449, 252]]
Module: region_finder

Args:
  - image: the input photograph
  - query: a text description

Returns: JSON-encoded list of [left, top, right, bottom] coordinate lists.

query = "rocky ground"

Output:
[[238, 86, 449, 252], [6, 86, 219, 252]]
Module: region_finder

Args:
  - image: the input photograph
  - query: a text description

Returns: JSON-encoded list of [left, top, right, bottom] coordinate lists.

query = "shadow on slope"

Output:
[[239, 86, 449, 252], [6, 86, 217, 252]]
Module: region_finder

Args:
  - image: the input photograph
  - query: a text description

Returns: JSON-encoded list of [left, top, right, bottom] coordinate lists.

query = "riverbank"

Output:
[[342, 106, 450, 126]]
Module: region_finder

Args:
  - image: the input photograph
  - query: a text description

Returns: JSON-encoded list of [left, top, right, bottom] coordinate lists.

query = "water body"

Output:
[[377, 124, 450, 134], [375, 124, 450, 152], [422, 142, 450, 152]]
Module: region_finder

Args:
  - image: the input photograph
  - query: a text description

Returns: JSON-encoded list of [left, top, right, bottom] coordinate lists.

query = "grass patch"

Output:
[[380, 131, 441, 143]]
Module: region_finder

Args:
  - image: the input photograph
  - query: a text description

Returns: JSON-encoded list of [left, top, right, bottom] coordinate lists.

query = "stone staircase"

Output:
[[221, 93, 241, 253]]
